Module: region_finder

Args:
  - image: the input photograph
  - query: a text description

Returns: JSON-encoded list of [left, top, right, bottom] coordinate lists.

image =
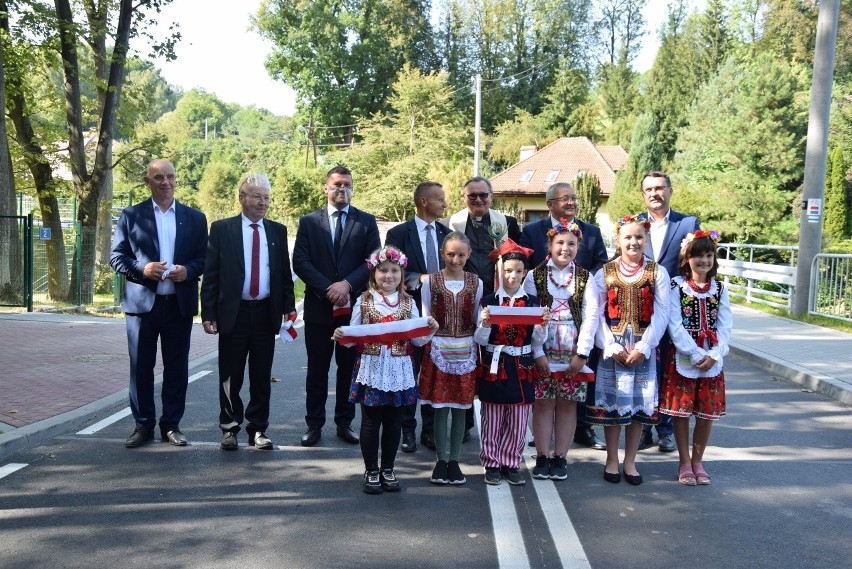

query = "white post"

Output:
[[473, 74, 482, 176]]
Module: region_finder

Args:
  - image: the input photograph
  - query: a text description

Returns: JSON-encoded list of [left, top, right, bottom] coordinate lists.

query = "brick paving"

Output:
[[0, 312, 217, 428]]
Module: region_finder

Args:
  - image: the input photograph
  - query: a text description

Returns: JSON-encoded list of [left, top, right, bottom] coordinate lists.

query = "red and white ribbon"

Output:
[[488, 306, 546, 326], [333, 305, 352, 319], [337, 317, 432, 346], [279, 313, 298, 343], [549, 363, 595, 383]]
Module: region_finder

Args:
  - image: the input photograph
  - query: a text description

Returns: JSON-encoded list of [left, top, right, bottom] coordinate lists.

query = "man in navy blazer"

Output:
[[640, 171, 700, 452], [200, 173, 296, 451], [110, 159, 208, 448], [385, 181, 451, 452], [293, 165, 381, 447], [519, 181, 609, 450]]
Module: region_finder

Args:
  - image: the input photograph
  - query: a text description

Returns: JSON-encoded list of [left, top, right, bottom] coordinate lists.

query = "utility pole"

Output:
[[473, 74, 481, 176], [792, 0, 840, 316]]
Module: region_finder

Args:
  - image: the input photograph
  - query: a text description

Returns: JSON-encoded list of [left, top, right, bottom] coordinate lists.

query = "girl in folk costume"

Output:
[[588, 214, 670, 486], [522, 219, 599, 481], [475, 239, 549, 486], [419, 232, 483, 486], [661, 230, 731, 486], [333, 246, 438, 495]]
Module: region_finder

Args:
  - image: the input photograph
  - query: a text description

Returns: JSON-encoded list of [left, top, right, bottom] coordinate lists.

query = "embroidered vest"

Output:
[[603, 260, 657, 336], [532, 263, 589, 328], [675, 280, 724, 344], [431, 271, 478, 337], [359, 292, 413, 356]]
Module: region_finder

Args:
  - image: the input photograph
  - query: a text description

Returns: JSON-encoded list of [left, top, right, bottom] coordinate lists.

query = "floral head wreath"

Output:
[[680, 229, 720, 253], [547, 218, 583, 240], [366, 246, 408, 270], [617, 213, 651, 232]]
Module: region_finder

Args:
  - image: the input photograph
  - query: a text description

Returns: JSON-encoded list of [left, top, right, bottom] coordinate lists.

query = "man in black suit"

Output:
[[110, 159, 208, 448], [385, 181, 450, 452], [293, 165, 381, 447], [639, 171, 700, 453], [519, 181, 608, 450], [446, 176, 521, 440], [201, 173, 296, 451]]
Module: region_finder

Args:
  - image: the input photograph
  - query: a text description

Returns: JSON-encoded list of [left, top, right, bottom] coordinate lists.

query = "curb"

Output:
[[0, 350, 219, 462], [729, 343, 852, 406]]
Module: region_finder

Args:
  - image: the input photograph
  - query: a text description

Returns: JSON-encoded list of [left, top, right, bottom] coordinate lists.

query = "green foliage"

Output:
[[173, 89, 234, 139], [487, 110, 552, 168], [539, 64, 595, 138], [672, 54, 807, 242], [574, 171, 602, 224], [597, 58, 639, 146], [824, 147, 849, 241], [608, 112, 661, 220]]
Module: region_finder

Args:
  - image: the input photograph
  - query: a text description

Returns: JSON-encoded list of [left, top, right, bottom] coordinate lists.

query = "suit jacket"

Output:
[[384, 218, 451, 311], [200, 215, 296, 335], [110, 199, 208, 318], [645, 209, 700, 279], [292, 205, 381, 325], [519, 217, 608, 273]]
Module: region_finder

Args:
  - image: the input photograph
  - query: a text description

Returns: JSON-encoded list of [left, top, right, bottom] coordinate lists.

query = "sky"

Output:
[[137, 0, 706, 118]]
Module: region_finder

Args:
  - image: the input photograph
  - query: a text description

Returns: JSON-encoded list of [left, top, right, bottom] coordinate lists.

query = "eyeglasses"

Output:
[[327, 184, 353, 192], [242, 194, 271, 203], [550, 195, 578, 204], [465, 192, 490, 201], [642, 185, 669, 195]]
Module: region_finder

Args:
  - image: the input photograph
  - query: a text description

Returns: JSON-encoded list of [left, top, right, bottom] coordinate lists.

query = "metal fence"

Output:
[[810, 254, 852, 323], [0, 214, 32, 310], [717, 243, 798, 311]]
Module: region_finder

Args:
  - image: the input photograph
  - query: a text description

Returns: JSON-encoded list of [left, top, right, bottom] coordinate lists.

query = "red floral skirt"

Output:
[[419, 352, 477, 408], [659, 357, 726, 420]]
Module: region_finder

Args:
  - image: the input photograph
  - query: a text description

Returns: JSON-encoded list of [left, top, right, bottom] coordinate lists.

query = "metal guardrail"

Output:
[[717, 243, 798, 311], [810, 253, 852, 323]]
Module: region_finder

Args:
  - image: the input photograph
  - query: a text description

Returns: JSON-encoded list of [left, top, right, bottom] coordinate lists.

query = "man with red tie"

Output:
[[201, 173, 296, 450]]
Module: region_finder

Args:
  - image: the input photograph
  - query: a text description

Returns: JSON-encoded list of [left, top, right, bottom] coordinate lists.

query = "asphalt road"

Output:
[[1, 335, 850, 569]]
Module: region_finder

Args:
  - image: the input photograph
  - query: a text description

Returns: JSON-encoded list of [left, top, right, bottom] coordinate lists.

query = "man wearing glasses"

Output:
[[639, 171, 700, 453], [519, 181, 609, 450], [293, 165, 381, 447], [201, 173, 296, 450], [111, 159, 208, 448], [446, 176, 521, 441]]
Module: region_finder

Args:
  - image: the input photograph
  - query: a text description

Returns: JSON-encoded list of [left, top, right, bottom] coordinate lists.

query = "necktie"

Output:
[[249, 223, 260, 298], [333, 210, 344, 257], [425, 224, 439, 274]]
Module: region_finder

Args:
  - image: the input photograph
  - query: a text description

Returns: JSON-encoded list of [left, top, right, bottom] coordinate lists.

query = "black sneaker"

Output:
[[503, 467, 526, 486], [447, 460, 466, 485], [531, 455, 550, 479], [430, 460, 449, 485], [380, 468, 400, 492], [364, 470, 382, 494], [549, 455, 568, 481], [484, 467, 502, 485]]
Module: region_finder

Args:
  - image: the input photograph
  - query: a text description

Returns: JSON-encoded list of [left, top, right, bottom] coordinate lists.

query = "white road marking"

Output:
[[0, 463, 27, 479], [77, 408, 132, 434], [474, 399, 531, 569], [77, 371, 211, 434]]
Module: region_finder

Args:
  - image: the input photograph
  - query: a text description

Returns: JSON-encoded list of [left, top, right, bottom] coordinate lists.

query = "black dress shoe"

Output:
[[657, 435, 676, 453], [249, 432, 273, 450], [221, 431, 238, 450], [624, 472, 643, 486], [603, 468, 621, 483], [125, 428, 154, 448], [400, 430, 417, 453], [337, 425, 359, 444], [420, 432, 436, 450], [637, 430, 655, 450], [574, 426, 606, 450], [161, 429, 188, 446], [301, 427, 322, 447]]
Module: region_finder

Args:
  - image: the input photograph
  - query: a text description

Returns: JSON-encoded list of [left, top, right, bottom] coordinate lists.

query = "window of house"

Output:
[[545, 169, 560, 182], [520, 170, 535, 182]]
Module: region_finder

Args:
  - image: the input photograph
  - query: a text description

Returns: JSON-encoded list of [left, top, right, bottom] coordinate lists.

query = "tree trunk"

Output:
[[0, 37, 23, 303]]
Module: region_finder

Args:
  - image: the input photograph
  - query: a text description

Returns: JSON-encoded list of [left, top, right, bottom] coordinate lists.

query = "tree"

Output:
[[672, 54, 807, 242], [487, 110, 552, 168], [608, 112, 662, 219], [255, 0, 435, 143], [574, 171, 602, 224], [824, 146, 848, 241], [596, 0, 648, 65], [0, 18, 23, 302]]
